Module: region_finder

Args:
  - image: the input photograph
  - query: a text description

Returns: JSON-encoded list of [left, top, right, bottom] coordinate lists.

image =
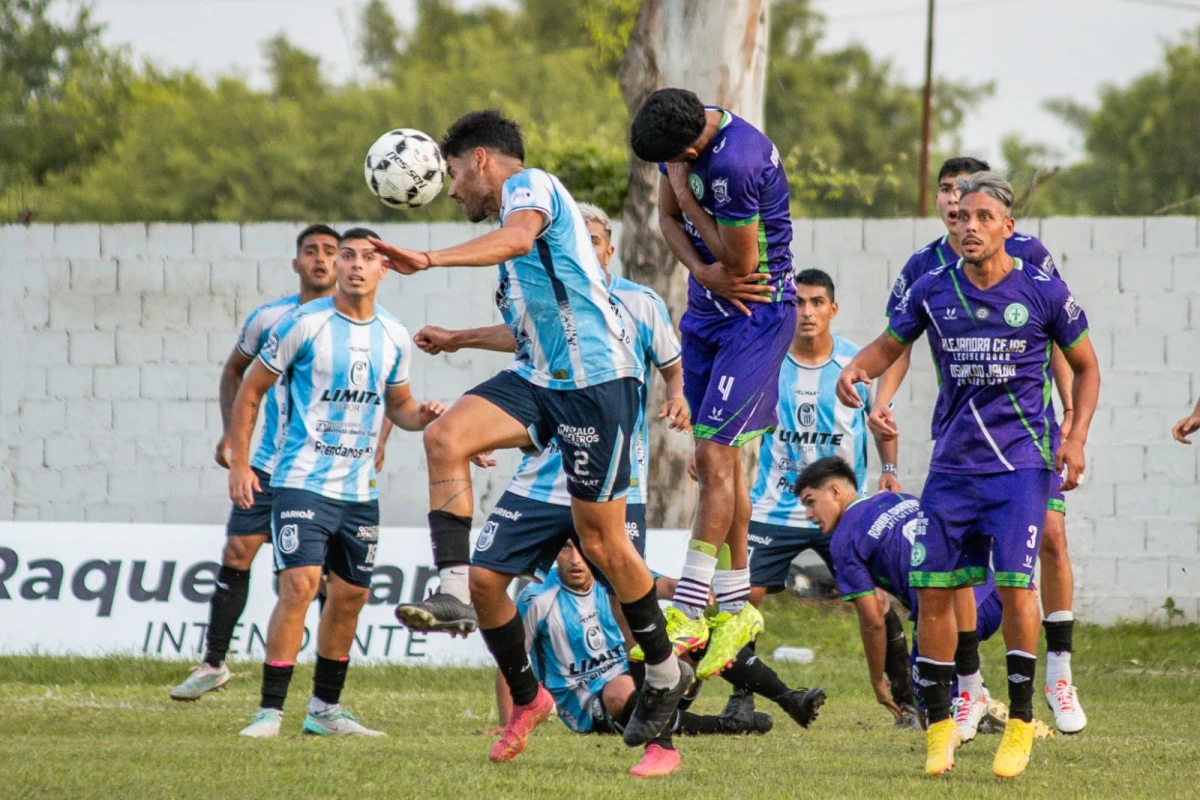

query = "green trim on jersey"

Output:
[[841, 590, 876, 603], [715, 213, 761, 227], [887, 326, 911, 345], [909, 565, 988, 589], [1063, 328, 1090, 350]]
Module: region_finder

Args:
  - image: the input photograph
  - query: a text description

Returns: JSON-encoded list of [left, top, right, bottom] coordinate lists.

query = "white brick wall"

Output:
[[2, 219, 1199, 624]]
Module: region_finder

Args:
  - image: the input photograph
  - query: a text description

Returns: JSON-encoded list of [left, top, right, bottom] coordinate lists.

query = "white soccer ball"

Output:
[[364, 128, 446, 209]]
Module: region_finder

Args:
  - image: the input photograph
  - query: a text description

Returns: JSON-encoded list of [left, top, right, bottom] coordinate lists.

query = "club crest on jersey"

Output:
[[584, 625, 605, 655], [277, 524, 299, 554], [910, 542, 926, 567], [1064, 295, 1083, 322], [689, 173, 704, 200], [1004, 303, 1029, 328], [476, 521, 499, 552], [263, 331, 281, 359], [350, 360, 368, 387], [797, 402, 817, 428], [891, 275, 907, 299], [712, 177, 730, 205]]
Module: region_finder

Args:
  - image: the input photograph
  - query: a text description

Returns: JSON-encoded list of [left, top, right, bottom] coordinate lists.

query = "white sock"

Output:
[[1045, 651, 1073, 688], [309, 696, 336, 715], [438, 566, 471, 604], [712, 567, 751, 615], [672, 547, 718, 619], [958, 670, 985, 700], [644, 653, 682, 690]]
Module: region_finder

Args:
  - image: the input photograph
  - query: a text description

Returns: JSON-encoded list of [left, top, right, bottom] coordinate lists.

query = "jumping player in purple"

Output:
[[628, 88, 796, 679], [871, 157, 1086, 735], [837, 173, 1100, 779]]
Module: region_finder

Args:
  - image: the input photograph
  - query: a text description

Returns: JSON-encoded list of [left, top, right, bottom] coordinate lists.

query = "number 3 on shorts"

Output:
[[574, 450, 589, 475], [1026, 525, 1038, 548]]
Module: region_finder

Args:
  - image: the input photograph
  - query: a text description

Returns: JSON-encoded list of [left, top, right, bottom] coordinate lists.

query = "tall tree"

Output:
[[618, 0, 770, 528], [263, 33, 323, 99], [359, 0, 402, 81]]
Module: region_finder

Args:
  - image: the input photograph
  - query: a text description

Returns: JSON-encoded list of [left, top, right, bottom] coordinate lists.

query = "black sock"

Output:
[[428, 510, 473, 569], [620, 586, 672, 665], [1043, 619, 1074, 654], [916, 659, 955, 723], [1006, 651, 1037, 722], [648, 730, 675, 750], [627, 660, 646, 691], [260, 662, 294, 711], [721, 645, 790, 702], [884, 608, 914, 706], [204, 565, 250, 667], [955, 630, 981, 676], [480, 612, 539, 706], [312, 655, 350, 706]]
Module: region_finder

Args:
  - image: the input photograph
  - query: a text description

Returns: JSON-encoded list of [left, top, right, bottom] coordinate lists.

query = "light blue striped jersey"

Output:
[[235, 293, 301, 474], [518, 568, 627, 734], [506, 275, 681, 506], [497, 168, 642, 389], [750, 336, 878, 527], [259, 296, 412, 502]]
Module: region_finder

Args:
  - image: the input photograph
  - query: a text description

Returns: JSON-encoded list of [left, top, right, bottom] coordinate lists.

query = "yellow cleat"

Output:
[[993, 718, 1035, 778], [924, 718, 961, 776], [695, 604, 764, 680], [628, 605, 710, 662]]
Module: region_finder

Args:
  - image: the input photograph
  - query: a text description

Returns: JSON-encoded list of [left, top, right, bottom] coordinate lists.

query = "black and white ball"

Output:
[[364, 129, 446, 209]]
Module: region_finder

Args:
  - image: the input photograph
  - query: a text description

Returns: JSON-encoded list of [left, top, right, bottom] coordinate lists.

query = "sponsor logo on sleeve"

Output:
[[712, 177, 730, 205], [509, 187, 535, 207], [891, 274, 908, 298], [1063, 295, 1083, 322], [263, 331, 281, 359]]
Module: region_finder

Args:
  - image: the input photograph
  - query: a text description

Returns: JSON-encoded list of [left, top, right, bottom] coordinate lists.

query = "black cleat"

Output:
[[394, 591, 478, 634], [893, 702, 922, 730], [778, 686, 827, 729], [721, 687, 756, 717], [623, 660, 694, 747], [719, 709, 774, 735]]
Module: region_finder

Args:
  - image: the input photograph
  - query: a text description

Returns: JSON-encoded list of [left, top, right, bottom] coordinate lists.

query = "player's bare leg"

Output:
[[914, 587, 960, 775], [395, 395, 532, 633], [1038, 509, 1085, 732]]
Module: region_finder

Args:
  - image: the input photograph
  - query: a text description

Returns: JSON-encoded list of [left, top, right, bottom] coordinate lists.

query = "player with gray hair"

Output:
[[957, 171, 1015, 212]]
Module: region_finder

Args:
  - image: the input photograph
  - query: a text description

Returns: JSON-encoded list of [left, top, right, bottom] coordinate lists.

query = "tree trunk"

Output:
[[618, 0, 770, 528]]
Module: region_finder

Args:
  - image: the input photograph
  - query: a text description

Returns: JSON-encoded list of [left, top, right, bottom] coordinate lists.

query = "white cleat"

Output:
[[951, 690, 989, 743], [302, 707, 386, 737], [170, 662, 232, 701], [1045, 680, 1087, 734], [240, 708, 284, 738]]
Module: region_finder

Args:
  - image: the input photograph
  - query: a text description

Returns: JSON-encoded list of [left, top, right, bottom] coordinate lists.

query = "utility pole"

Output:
[[917, 0, 935, 216]]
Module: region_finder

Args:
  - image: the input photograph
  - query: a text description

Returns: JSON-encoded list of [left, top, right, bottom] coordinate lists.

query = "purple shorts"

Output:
[[913, 469, 1056, 590], [681, 302, 796, 447], [1048, 486, 1066, 515]]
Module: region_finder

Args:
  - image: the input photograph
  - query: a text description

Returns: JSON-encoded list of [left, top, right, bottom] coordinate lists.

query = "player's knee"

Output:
[[328, 583, 369, 614], [222, 536, 260, 570], [468, 566, 510, 605], [749, 586, 768, 607], [576, 534, 619, 574], [1040, 516, 1068, 561], [693, 442, 737, 483], [277, 569, 321, 606], [422, 416, 465, 462]]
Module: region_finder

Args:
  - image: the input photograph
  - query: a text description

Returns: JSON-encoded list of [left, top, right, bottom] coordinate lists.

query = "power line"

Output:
[[822, 0, 1056, 23], [1116, 0, 1200, 11]]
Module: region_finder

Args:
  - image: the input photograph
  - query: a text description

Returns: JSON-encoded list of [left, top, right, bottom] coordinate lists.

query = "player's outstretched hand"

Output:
[[418, 401, 445, 428], [471, 450, 499, 468], [659, 396, 691, 433], [1055, 438, 1086, 491], [415, 325, 459, 355], [691, 263, 773, 316], [213, 435, 231, 469], [229, 465, 261, 510], [878, 472, 902, 494], [369, 237, 432, 275], [867, 406, 898, 442], [1172, 414, 1200, 444], [873, 677, 903, 721], [837, 367, 870, 408]]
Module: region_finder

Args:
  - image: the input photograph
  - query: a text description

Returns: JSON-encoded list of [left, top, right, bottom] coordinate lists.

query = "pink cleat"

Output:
[[488, 686, 555, 763], [629, 744, 682, 778]]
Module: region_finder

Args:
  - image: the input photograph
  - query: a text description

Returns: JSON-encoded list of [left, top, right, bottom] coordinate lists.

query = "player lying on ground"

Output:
[[372, 110, 687, 749], [505, 542, 776, 778], [837, 173, 1100, 778], [872, 156, 1085, 734], [171, 224, 342, 701], [629, 88, 797, 678], [796, 456, 1006, 744], [227, 228, 442, 738]]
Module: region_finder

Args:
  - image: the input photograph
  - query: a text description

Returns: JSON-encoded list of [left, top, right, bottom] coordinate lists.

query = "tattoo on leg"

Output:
[[434, 486, 472, 511], [430, 478, 471, 487]]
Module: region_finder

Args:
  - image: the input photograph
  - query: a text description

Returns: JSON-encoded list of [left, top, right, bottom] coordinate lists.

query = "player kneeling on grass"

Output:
[[797, 456, 1007, 744], [227, 228, 443, 738]]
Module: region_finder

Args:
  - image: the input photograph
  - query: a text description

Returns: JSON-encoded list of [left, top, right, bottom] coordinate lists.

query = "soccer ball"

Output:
[[364, 129, 446, 209]]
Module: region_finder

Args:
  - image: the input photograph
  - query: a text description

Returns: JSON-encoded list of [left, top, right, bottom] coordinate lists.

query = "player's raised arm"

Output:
[[837, 333, 910, 408], [370, 210, 542, 275], [226, 360, 279, 509]]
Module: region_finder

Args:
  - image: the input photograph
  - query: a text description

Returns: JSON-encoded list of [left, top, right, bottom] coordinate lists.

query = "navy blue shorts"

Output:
[[270, 487, 379, 588], [467, 371, 640, 502], [471, 491, 647, 586], [226, 468, 274, 536], [748, 520, 834, 592]]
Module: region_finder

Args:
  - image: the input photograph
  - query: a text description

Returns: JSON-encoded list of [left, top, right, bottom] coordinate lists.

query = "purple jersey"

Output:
[[888, 259, 1089, 475], [886, 232, 1057, 317], [831, 492, 923, 611], [659, 108, 794, 317]]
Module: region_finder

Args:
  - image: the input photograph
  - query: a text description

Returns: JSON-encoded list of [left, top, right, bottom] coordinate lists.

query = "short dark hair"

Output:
[[937, 157, 990, 182], [795, 268, 836, 302], [629, 88, 707, 163], [794, 456, 858, 496], [296, 223, 339, 252], [440, 110, 524, 161], [338, 227, 379, 244]]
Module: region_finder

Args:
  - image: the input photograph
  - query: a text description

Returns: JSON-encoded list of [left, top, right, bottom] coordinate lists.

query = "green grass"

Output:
[[2, 596, 1199, 799]]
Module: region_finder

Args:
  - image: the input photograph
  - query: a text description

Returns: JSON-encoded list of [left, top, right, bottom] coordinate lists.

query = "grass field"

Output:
[[3, 595, 1198, 799]]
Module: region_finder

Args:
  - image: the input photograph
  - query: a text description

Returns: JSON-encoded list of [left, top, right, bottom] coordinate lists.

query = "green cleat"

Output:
[[239, 708, 283, 738], [696, 605, 764, 680], [628, 605, 710, 662], [170, 662, 231, 701], [302, 707, 386, 737]]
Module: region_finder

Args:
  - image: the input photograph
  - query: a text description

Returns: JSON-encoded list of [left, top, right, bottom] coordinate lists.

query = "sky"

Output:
[[74, 0, 1200, 167]]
